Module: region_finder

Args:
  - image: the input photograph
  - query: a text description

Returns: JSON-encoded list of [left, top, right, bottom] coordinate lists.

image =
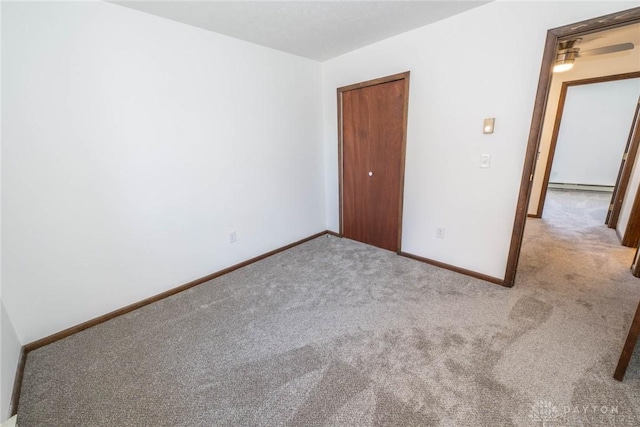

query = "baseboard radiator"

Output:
[[548, 182, 614, 193]]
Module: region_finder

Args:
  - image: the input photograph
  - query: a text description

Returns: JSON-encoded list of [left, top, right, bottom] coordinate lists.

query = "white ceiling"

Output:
[[111, 1, 491, 61]]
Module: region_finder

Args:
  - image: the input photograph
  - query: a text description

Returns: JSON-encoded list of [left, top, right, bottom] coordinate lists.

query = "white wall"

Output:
[[2, 1, 325, 345], [529, 33, 640, 214], [323, 1, 637, 279], [0, 4, 21, 421], [549, 79, 640, 186]]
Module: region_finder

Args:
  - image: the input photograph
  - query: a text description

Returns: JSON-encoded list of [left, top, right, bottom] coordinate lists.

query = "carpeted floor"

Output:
[[17, 189, 640, 426]]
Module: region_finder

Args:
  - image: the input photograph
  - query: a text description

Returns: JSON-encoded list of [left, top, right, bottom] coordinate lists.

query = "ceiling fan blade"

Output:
[[579, 42, 634, 57]]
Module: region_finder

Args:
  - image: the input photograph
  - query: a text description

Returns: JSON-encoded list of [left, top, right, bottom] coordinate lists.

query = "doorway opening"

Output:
[[505, 7, 640, 287], [532, 73, 640, 223]]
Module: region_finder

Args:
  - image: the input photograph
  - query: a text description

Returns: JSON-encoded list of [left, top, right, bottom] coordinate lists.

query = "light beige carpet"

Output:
[[16, 189, 640, 426]]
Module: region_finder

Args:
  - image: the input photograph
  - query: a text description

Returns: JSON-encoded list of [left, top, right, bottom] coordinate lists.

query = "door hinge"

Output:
[[530, 174, 534, 182], [623, 152, 629, 161], [610, 203, 614, 211]]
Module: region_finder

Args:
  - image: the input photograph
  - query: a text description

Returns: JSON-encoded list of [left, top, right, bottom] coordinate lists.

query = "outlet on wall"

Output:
[[229, 231, 237, 243], [436, 227, 445, 239]]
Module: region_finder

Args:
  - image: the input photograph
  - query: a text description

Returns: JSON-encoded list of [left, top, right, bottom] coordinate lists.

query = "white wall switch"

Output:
[[229, 231, 237, 243], [436, 227, 445, 239], [480, 154, 491, 168], [483, 118, 495, 134]]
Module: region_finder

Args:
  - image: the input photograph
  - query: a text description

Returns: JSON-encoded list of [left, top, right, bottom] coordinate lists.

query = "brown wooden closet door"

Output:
[[342, 79, 405, 251]]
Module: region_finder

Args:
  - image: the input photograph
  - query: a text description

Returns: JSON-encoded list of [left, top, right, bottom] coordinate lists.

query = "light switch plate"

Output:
[[480, 154, 491, 168], [483, 118, 495, 134]]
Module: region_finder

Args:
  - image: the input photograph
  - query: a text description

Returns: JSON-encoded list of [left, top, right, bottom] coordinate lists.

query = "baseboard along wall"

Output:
[[9, 229, 500, 416], [548, 183, 614, 193], [10, 230, 329, 416], [399, 251, 505, 286]]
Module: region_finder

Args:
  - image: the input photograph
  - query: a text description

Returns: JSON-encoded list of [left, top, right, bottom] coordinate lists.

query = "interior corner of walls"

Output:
[[4, 0, 328, 346]]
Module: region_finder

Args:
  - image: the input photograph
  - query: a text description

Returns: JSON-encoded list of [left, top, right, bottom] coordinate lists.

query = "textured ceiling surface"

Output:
[[112, 1, 491, 61]]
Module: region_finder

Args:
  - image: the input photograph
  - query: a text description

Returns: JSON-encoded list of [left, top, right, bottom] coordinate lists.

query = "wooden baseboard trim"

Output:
[[24, 230, 329, 352], [326, 230, 342, 238], [11, 230, 330, 414], [9, 347, 27, 417], [399, 251, 505, 286], [527, 213, 539, 218]]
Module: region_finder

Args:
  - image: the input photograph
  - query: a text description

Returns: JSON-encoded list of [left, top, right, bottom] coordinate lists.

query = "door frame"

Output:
[[534, 72, 640, 219], [621, 183, 640, 247], [632, 239, 640, 277], [504, 7, 640, 287], [337, 71, 410, 253], [620, 113, 640, 246], [608, 95, 640, 229]]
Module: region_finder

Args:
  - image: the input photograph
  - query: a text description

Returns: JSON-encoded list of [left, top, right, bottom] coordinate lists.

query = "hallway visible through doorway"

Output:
[[519, 189, 635, 294]]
